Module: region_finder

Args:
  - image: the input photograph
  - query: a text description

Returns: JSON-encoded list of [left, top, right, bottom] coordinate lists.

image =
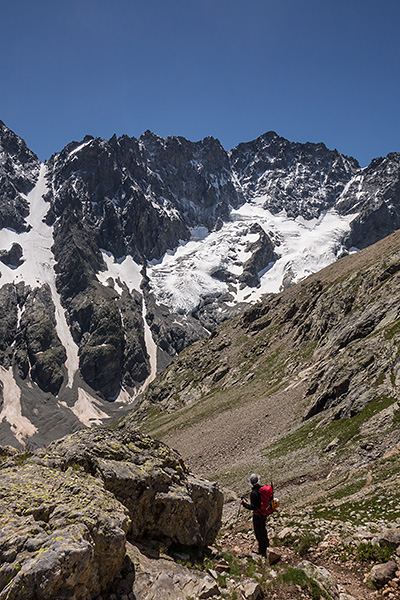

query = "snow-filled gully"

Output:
[[0, 164, 81, 442], [96, 251, 158, 400], [0, 164, 80, 388]]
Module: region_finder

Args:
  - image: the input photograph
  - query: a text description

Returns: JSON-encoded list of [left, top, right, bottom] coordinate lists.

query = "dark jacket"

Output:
[[242, 484, 262, 512]]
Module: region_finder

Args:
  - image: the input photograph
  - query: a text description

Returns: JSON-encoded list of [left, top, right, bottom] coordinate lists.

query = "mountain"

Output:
[[130, 227, 400, 516], [1, 120, 400, 448]]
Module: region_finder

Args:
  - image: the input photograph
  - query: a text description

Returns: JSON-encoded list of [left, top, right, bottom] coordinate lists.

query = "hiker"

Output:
[[240, 473, 272, 557]]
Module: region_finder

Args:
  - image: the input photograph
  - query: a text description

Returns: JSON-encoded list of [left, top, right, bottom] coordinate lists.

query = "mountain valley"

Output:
[[1, 120, 400, 598], [1, 121, 400, 449]]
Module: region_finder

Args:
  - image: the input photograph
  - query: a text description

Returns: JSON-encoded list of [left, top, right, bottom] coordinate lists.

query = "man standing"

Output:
[[240, 473, 272, 558]]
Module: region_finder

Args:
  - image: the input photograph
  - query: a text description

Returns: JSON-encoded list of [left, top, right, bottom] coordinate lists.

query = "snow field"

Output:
[[146, 195, 359, 311], [96, 251, 158, 398], [0, 164, 79, 387]]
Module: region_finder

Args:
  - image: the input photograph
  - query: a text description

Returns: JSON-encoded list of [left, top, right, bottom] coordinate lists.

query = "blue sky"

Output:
[[1, 0, 399, 165]]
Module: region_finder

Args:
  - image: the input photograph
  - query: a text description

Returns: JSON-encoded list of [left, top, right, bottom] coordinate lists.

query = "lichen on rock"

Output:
[[0, 462, 130, 600], [35, 421, 223, 548]]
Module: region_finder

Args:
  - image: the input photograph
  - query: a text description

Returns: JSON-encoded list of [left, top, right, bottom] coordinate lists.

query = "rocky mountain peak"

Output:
[[2, 121, 400, 449], [0, 121, 40, 232]]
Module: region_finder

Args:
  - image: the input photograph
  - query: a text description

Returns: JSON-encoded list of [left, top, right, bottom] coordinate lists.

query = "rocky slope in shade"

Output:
[[0, 423, 223, 600], [130, 228, 400, 505]]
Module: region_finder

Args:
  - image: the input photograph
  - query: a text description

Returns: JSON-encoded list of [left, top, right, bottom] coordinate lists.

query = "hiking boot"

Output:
[[251, 549, 267, 558]]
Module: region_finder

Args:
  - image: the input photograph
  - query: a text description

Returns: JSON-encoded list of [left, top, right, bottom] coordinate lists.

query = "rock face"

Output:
[[230, 132, 358, 219], [0, 120, 40, 232], [0, 422, 223, 599], [0, 461, 130, 600], [34, 423, 223, 548], [1, 121, 400, 448]]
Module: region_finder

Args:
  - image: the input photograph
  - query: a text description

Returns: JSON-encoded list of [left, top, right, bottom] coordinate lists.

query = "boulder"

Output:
[[35, 422, 223, 548], [297, 560, 339, 600], [369, 560, 398, 589], [376, 528, 400, 548], [240, 579, 262, 600], [0, 462, 130, 600]]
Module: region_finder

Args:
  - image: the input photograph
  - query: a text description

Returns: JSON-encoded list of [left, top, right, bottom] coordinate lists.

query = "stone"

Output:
[[240, 579, 262, 600], [377, 529, 400, 548], [298, 560, 340, 600], [268, 549, 281, 565], [370, 561, 398, 589], [35, 422, 223, 548], [277, 526, 294, 540]]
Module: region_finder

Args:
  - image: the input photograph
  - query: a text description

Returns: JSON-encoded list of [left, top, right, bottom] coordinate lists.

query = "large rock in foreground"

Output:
[[0, 461, 130, 600], [0, 423, 223, 599], [35, 423, 223, 548]]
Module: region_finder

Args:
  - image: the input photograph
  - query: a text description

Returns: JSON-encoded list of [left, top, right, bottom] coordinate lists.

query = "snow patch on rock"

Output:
[[0, 366, 37, 444]]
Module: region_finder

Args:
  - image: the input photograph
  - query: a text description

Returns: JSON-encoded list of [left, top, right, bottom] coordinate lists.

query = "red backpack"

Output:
[[256, 484, 275, 516]]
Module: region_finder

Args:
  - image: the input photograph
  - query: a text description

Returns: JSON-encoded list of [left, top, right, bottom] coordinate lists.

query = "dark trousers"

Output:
[[253, 513, 269, 556]]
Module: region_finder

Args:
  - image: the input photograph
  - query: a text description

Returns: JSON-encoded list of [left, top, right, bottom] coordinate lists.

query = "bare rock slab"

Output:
[[127, 542, 220, 600], [36, 423, 223, 548], [0, 462, 129, 600]]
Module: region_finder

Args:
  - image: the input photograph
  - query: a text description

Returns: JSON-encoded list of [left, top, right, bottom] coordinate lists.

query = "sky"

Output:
[[0, 0, 399, 165]]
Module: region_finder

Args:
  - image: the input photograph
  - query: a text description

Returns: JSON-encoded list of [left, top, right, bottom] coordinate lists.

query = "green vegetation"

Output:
[[13, 452, 33, 466], [278, 567, 331, 600], [263, 394, 397, 464], [354, 541, 397, 563], [384, 318, 400, 340], [312, 484, 400, 524], [274, 530, 324, 556]]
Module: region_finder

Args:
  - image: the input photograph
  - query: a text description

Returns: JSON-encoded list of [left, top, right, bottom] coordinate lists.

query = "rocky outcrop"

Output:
[[0, 283, 21, 368], [0, 461, 130, 600], [14, 285, 67, 394], [238, 224, 277, 288], [0, 120, 40, 232], [0, 422, 223, 599], [0, 243, 23, 268], [339, 152, 400, 249], [35, 423, 223, 548]]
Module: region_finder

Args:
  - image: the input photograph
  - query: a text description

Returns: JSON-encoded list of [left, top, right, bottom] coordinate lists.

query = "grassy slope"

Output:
[[126, 230, 400, 521]]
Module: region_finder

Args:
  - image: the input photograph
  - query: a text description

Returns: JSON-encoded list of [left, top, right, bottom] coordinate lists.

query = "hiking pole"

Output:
[[237, 495, 244, 518]]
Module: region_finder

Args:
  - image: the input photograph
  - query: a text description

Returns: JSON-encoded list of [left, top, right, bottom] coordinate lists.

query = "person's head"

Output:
[[248, 473, 261, 486]]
